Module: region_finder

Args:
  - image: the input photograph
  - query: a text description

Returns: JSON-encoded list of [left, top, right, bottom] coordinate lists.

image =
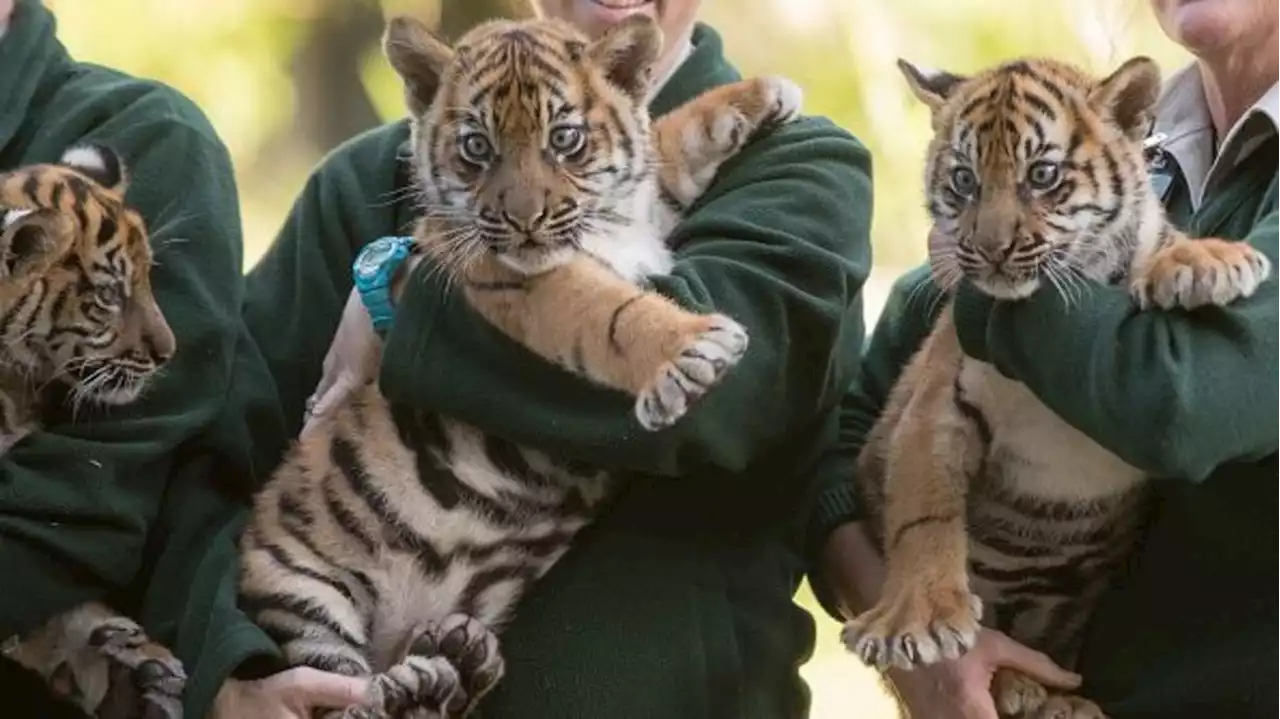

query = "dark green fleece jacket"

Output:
[[242, 25, 872, 718], [807, 130, 1277, 717], [0, 2, 283, 715]]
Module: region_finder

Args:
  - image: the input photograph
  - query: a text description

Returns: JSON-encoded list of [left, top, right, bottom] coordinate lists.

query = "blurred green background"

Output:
[[49, 1, 1187, 716]]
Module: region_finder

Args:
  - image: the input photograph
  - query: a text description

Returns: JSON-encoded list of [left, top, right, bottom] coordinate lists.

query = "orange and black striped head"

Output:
[[901, 56, 1163, 299], [0, 145, 175, 406], [384, 14, 662, 275]]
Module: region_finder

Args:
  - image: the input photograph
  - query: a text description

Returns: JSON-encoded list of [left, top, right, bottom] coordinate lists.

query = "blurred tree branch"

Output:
[[290, 0, 385, 154]]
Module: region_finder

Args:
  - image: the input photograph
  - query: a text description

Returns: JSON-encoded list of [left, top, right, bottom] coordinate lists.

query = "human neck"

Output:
[[1196, 29, 1279, 139]]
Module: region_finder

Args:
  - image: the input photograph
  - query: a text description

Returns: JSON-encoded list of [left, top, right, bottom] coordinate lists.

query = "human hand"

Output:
[[303, 287, 383, 434], [212, 668, 370, 719], [887, 628, 1081, 719]]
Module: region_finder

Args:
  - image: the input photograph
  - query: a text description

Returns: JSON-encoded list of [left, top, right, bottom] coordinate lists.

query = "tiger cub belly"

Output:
[[958, 359, 1150, 665], [241, 387, 607, 674]]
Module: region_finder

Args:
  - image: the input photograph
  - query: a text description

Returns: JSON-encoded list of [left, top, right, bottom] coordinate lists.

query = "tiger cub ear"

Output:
[[1090, 56, 1162, 142], [59, 144, 129, 195], [589, 14, 663, 103], [384, 15, 456, 117], [896, 59, 967, 113], [0, 213, 63, 281]]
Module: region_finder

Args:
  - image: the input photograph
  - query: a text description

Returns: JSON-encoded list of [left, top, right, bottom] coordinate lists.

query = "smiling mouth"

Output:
[[590, 0, 653, 7]]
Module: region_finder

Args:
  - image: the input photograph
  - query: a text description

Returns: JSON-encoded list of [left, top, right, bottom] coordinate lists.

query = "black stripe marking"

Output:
[[607, 294, 644, 353], [889, 512, 961, 549], [330, 434, 446, 574]]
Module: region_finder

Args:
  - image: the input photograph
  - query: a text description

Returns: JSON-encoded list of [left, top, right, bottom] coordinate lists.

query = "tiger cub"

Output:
[[237, 15, 802, 719], [380, 13, 802, 431], [0, 146, 186, 718], [839, 57, 1271, 718]]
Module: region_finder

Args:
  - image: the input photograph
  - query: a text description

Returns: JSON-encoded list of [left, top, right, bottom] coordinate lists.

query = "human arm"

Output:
[[242, 124, 412, 448], [951, 200, 1279, 482], [379, 118, 873, 477]]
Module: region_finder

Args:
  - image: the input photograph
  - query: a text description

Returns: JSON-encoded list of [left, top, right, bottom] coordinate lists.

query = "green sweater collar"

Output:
[[0, 0, 71, 155], [649, 23, 740, 117]]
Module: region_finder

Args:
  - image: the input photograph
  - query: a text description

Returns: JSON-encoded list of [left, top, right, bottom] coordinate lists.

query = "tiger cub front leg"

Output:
[[1130, 234, 1272, 310], [654, 75, 804, 207], [4, 601, 186, 719], [464, 257, 748, 431], [842, 313, 984, 671]]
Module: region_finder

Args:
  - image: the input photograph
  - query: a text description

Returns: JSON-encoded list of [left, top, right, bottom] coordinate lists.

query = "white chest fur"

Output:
[[958, 359, 1146, 502], [576, 177, 677, 283]]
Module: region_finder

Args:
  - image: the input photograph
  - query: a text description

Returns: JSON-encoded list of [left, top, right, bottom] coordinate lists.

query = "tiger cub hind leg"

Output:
[[993, 669, 1107, 719], [654, 74, 804, 207], [1130, 235, 1272, 310], [3, 601, 186, 719]]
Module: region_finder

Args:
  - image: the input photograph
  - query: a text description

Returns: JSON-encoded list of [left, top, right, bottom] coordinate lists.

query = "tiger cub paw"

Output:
[[369, 654, 462, 719], [840, 579, 983, 671], [90, 617, 186, 719], [1131, 238, 1271, 310], [634, 315, 749, 431], [1030, 694, 1108, 719], [757, 75, 805, 127], [432, 614, 504, 713], [993, 668, 1050, 716]]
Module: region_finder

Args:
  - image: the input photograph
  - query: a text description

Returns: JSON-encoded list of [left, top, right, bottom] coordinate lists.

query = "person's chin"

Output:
[[572, 0, 658, 34], [1170, 3, 1240, 54]]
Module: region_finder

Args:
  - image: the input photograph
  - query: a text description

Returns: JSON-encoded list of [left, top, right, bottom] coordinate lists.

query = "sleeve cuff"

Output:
[[0, 535, 102, 639], [805, 469, 862, 622], [379, 263, 446, 401], [181, 620, 284, 719], [952, 282, 995, 363]]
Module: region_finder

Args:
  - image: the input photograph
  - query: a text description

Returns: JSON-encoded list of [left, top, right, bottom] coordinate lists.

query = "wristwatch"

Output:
[[353, 235, 415, 335]]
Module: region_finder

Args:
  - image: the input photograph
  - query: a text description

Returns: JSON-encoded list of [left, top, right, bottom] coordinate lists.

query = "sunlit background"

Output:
[[49, 1, 1187, 716]]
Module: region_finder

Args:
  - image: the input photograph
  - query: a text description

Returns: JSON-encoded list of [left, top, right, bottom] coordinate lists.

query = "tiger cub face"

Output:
[[900, 56, 1164, 299], [384, 14, 663, 276], [0, 145, 175, 405]]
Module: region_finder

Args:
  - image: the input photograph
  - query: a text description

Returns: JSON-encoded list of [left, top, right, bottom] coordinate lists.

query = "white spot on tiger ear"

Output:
[[59, 145, 109, 175], [911, 64, 946, 81], [2, 208, 32, 230]]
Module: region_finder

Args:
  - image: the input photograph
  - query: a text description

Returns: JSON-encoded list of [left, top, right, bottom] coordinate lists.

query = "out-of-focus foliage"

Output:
[[48, 2, 1187, 716]]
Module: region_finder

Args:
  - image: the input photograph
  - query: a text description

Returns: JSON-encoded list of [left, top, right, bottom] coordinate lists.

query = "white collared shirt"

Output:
[[647, 34, 694, 103], [1153, 63, 1279, 209]]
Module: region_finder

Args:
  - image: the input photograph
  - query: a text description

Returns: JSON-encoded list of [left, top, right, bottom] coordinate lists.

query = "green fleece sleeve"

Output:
[[379, 119, 872, 478], [0, 115, 247, 638], [242, 125, 409, 447], [135, 450, 283, 718], [952, 204, 1279, 482], [805, 266, 941, 620]]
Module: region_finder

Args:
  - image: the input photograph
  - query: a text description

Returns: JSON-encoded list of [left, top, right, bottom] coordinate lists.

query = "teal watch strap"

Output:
[[353, 236, 414, 335]]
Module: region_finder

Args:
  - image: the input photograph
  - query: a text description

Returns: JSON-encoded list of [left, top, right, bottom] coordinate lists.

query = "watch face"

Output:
[[359, 243, 391, 275]]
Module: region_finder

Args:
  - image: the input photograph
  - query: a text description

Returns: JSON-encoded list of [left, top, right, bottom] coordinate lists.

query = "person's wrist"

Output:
[[822, 523, 886, 620]]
